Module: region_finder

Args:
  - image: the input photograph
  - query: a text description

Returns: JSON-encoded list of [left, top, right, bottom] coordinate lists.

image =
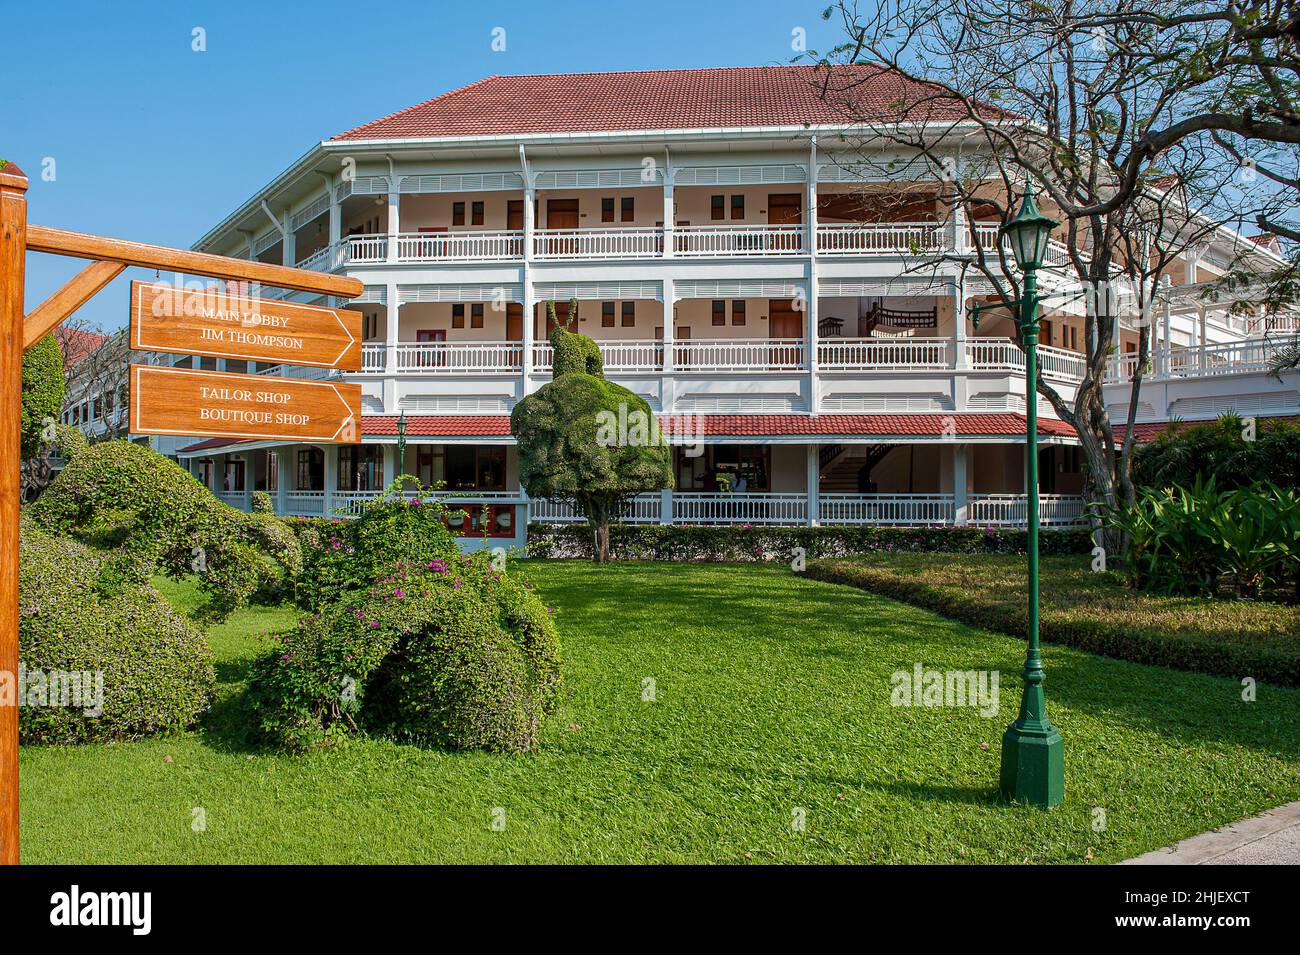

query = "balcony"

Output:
[[295, 222, 1091, 268], [345, 337, 1092, 380], [1105, 337, 1300, 383]]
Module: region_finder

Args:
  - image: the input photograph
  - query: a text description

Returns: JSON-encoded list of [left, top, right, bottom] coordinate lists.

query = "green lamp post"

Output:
[[998, 185, 1065, 808]]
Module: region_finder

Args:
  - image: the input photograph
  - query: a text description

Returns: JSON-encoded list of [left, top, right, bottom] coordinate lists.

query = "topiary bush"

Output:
[[21, 334, 64, 460], [251, 490, 274, 514], [248, 552, 561, 753], [294, 477, 462, 611], [30, 440, 301, 620], [18, 522, 215, 743]]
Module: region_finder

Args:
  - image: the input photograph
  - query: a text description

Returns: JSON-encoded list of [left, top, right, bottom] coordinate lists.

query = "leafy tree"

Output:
[[512, 318, 672, 562]]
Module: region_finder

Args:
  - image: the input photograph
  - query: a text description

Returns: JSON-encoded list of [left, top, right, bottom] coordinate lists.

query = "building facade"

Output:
[[73, 67, 1299, 550]]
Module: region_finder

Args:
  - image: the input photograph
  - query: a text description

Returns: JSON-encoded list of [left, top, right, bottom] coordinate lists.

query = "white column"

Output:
[[659, 487, 673, 525], [383, 440, 398, 486], [326, 180, 341, 264], [1197, 306, 1207, 368], [661, 278, 675, 374], [952, 274, 968, 369], [806, 140, 820, 415], [662, 153, 675, 259], [951, 185, 968, 254], [806, 443, 820, 527], [386, 186, 400, 263], [386, 282, 399, 375], [1159, 288, 1172, 378], [276, 448, 291, 515], [521, 275, 535, 393], [953, 443, 969, 526], [281, 211, 296, 267], [323, 445, 338, 516]]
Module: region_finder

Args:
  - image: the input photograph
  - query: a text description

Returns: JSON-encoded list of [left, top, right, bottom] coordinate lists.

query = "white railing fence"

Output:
[[395, 230, 523, 261], [674, 339, 806, 372], [533, 228, 663, 260], [393, 342, 524, 374], [817, 493, 954, 525], [816, 222, 944, 256], [819, 338, 950, 370], [674, 224, 805, 257]]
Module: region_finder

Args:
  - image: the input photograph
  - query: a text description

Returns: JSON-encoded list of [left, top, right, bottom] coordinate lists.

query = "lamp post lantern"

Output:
[[998, 184, 1065, 808]]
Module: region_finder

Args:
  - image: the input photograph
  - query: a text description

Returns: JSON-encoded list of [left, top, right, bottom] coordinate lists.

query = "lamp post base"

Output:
[[1000, 719, 1064, 807]]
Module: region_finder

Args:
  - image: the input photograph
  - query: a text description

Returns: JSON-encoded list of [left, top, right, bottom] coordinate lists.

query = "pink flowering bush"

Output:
[[247, 550, 561, 753]]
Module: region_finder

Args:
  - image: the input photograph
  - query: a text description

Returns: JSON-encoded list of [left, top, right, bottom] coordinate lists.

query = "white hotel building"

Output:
[[107, 66, 1297, 550]]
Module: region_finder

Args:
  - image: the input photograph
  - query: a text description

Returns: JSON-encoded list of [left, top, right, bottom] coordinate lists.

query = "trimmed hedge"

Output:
[[526, 522, 1092, 561], [247, 552, 561, 753], [804, 553, 1300, 686], [18, 522, 215, 743], [31, 440, 301, 621], [21, 334, 64, 460]]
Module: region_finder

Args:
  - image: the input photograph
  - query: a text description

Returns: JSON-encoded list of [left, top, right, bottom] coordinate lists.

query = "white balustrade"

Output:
[[817, 493, 955, 525], [674, 224, 805, 256], [818, 338, 950, 370], [341, 234, 388, 263], [532, 340, 662, 374], [395, 230, 523, 261], [816, 222, 944, 256], [393, 342, 523, 374], [673, 492, 809, 525], [283, 491, 327, 516], [968, 494, 1085, 527], [533, 228, 663, 259], [361, 344, 386, 372], [674, 339, 805, 372]]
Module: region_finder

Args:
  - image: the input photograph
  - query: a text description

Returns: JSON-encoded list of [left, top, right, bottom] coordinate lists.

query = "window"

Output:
[[602, 302, 615, 328], [471, 201, 484, 226], [364, 313, 378, 340], [445, 445, 506, 491], [197, 460, 213, 489], [709, 445, 769, 491], [223, 459, 246, 493], [601, 197, 615, 223], [621, 197, 634, 222], [452, 304, 465, 329], [471, 303, 484, 329], [731, 301, 746, 326], [711, 300, 726, 326], [297, 448, 324, 491], [92, 396, 103, 420], [338, 445, 384, 492], [731, 195, 745, 220], [452, 201, 465, 226], [711, 195, 725, 220], [621, 301, 636, 327]]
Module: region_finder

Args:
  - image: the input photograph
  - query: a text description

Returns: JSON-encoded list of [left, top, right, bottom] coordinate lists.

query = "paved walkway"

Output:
[[1120, 800, 1300, 865]]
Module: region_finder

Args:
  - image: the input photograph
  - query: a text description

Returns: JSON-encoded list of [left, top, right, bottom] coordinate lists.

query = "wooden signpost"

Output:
[[129, 280, 362, 370], [130, 365, 362, 443], [0, 161, 364, 864]]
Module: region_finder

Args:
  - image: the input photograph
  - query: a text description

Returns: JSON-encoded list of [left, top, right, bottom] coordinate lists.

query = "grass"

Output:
[[19, 562, 1300, 864], [806, 554, 1300, 686]]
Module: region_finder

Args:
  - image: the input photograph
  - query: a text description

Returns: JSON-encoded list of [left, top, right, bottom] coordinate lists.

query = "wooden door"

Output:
[[545, 199, 579, 256], [507, 200, 524, 230], [506, 303, 523, 342], [769, 300, 802, 368], [416, 329, 446, 369], [768, 193, 802, 251]]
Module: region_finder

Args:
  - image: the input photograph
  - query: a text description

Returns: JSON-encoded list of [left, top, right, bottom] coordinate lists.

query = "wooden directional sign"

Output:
[[129, 365, 361, 443], [129, 280, 362, 370]]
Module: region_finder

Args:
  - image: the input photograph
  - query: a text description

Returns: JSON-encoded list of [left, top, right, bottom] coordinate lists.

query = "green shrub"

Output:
[[21, 334, 64, 460], [804, 553, 1300, 686], [294, 477, 462, 611], [1106, 480, 1300, 599], [248, 553, 561, 753], [1132, 415, 1300, 491], [30, 441, 301, 620], [551, 324, 604, 377], [17, 522, 215, 743], [251, 490, 274, 514], [52, 421, 87, 460], [526, 522, 1092, 561]]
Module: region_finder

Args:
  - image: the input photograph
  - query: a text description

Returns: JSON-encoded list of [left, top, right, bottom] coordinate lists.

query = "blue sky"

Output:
[[4, 0, 843, 332]]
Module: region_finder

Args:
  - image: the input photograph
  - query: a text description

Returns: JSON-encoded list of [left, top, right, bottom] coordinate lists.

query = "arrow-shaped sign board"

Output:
[[129, 280, 362, 370], [129, 365, 361, 443]]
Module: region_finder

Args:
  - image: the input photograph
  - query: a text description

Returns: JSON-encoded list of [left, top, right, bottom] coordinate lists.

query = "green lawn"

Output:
[[19, 562, 1300, 864]]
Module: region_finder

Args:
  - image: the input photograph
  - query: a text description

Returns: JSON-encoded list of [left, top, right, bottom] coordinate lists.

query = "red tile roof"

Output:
[[1114, 415, 1298, 444], [180, 413, 1073, 453], [332, 66, 999, 141], [56, 327, 110, 367]]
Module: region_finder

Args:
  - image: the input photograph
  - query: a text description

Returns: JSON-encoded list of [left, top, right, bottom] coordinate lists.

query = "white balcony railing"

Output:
[[342, 234, 388, 263], [530, 494, 662, 524], [674, 339, 806, 372], [818, 338, 950, 370], [395, 230, 523, 262], [817, 493, 955, 525], [816, 222, 945, 256], [533, 228, 662, 260], [674, 224, 805, 257], [532, 340, 663, 373], [393, 342, 523, 374], [1105, 337, 1300, 383], [964, 338, 1086, 382], [673, 492, 810, 525], [361, 344, 386, 372], [968, 494, 1087, 527]]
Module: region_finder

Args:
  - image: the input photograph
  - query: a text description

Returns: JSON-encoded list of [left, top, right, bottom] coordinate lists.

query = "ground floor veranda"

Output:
[[184, 433, 1087, 548]]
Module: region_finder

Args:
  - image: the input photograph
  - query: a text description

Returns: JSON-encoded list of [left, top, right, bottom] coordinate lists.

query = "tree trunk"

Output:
[[591, 521, 610, 563]]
